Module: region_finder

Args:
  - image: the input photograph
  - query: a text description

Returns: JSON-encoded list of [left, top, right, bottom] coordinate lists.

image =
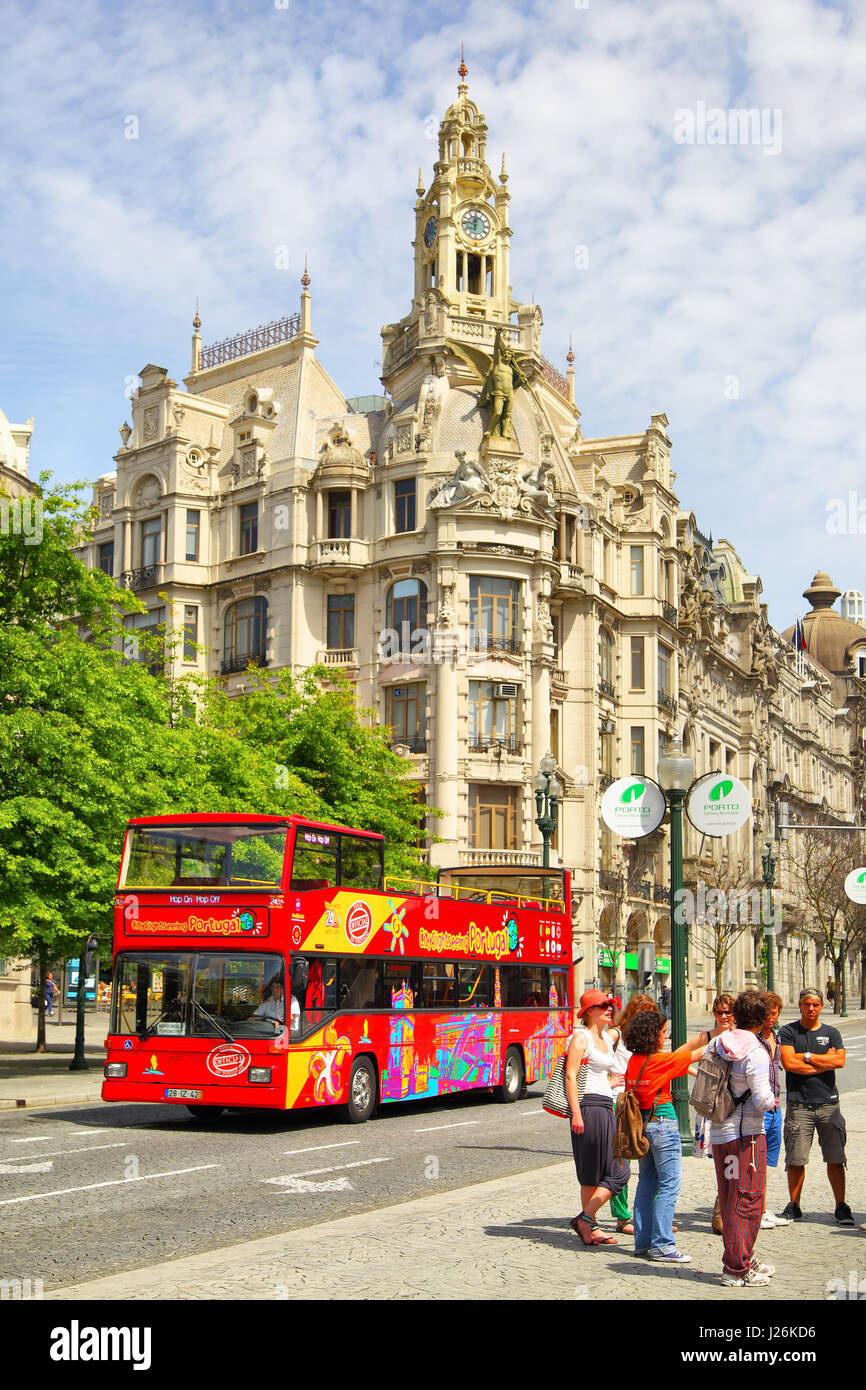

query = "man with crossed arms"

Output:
[[779, 987, 855, 1225]]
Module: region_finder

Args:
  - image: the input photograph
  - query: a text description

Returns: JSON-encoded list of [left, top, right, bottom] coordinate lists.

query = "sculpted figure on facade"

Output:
[[449, 326, 539, 442], [519, 459, 556, 513], [429, 451, 490, 509]]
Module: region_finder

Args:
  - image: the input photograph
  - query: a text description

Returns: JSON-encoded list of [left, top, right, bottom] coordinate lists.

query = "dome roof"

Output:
[[781, 572, 866, 675]]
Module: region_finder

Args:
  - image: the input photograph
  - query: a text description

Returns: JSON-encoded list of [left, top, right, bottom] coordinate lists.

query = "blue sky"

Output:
[[2, 0, 865, 632]]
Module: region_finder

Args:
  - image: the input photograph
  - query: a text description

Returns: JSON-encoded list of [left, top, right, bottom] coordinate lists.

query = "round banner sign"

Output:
[[686, 773, 752, 837], [600, 777, 666, 838], [844, 867, 866, 904]]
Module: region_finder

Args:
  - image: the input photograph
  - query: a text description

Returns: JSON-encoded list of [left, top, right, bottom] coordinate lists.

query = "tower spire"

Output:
[[458, 44, 468, 81], [191, 297, 202, 372]]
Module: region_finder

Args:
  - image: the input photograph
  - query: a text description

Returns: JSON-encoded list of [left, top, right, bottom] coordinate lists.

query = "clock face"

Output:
[[423, 215, 437, 249], [461, 207, 491, 240]]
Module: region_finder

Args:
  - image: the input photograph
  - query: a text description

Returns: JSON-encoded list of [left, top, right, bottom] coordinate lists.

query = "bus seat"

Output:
[[291, 878, 331, 891]]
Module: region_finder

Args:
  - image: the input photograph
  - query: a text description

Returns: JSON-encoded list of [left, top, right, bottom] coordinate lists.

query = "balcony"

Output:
[[121, 565, 163, 592], [658, 693, 678, 716], [390, 733, 428, 755], [631, 880, 653, 901], [598, 680, 616, 700], [468, 735, 521, 755], [556, 563, 585, 591], [661, 602, 678, 628], [468, 631, 522, 657], [599, 870, 622, 892], [221, 653, 268, 676], [318, 648, 359, 669], [551, 668, 568, 689], [312, 539, 368, 573], [460, 849, 543, 868], [653, 884, 669, 904]]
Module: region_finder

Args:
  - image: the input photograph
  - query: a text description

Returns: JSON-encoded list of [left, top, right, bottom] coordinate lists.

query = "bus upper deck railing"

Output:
[[383, 877, 566, 913]]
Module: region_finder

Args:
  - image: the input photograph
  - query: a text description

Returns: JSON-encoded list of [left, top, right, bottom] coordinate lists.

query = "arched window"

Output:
[[386, 579, 428, 635], [223, 597, 268, 675]]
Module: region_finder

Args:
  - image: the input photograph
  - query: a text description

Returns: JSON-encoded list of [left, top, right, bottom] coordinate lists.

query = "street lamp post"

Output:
[[533, 752, 563, 871], [657, 734, 695, 1155], [761, 838, 776, 991], [69, 935, 98, 1073]]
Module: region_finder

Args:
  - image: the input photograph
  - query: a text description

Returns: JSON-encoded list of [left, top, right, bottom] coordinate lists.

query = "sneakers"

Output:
[[750, 1260, 775, 1277], [649, 1249, 692, 1264], [835, 1202, 855, 1227], [760, 1211, 792, 1228], [780, 1201, 803, 1221], [721, 1268, 772, 1287]]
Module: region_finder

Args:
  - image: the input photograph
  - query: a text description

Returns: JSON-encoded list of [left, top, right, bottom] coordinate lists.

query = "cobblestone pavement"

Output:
[[46, 1089, 866, 1302]]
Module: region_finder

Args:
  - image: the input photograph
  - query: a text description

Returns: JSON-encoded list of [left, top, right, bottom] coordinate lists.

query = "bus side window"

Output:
[[338, 959, 379, 1010], [291, 844, 336, 891], [339, 834, 383, 891]]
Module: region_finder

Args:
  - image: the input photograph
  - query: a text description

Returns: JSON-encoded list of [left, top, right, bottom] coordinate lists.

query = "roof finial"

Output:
[[417, 166, 425, 197], [458, 44, 468, 81], [193, 297, 201, 332], [567, 333, 574, 366], [301, 254, 310, 290]]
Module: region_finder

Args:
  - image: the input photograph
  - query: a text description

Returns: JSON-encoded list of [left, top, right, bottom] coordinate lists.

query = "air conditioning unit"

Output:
[[492, 683, 519, 698]]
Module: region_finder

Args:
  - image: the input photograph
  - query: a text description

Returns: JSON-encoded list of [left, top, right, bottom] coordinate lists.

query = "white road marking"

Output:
[[0, 1161, 53, 1174], [0, 1142, 126, 1163], [8, 1136, 52, 1144], [268, 1175, 354, 1193], [264, 1157, 393, 1190], [414, 1120, 479, 1133], [0, 1164, 220, 1208], [516, 1109, 543, 1116], [281, 1141, 361, 1156]]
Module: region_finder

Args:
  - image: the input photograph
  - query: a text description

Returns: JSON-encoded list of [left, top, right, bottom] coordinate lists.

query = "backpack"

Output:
[[612, 1055, 655, 1161], [689, 1044, 751, 1123]]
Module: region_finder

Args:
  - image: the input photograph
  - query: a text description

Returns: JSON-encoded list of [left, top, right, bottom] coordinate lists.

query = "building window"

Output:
[[468, 785, 519, 850], [602, 537, 611, 585], [600, 727, 614, 778], [394, 478, 416, 533], [550, 708, 560, 764], [327, 594, 355, 650], [223, 597, 267, 674], [124, 607, 165, 675], [630, 636, 645, 690], [630, 726, 645, 775], [630, 546, 644, 596], [658, 643, 671, 696], [469, 576, 519, 653], [141, 517, 161, 570], [183, 606, 198, 662], [385, 683, 427, 752], [98, 541, 114, 576], [186, 510, 200, 562], [469, 681, 520, 753], [240, 502, 258, 555], [327, 490, 351, 539], [386, 578, 427, 636], [599, 628, 615, 688]]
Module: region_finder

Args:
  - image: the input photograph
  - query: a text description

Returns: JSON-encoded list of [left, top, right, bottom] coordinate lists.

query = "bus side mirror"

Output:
[[291, 958, 308, 997]]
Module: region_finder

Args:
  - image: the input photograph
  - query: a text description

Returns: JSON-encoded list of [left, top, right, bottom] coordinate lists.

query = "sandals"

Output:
[[615, 1220, 635, 1234], [571, 1213, 619, 1246]]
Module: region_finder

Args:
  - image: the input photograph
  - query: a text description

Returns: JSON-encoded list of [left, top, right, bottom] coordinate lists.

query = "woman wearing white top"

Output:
[[565, 990, 630, 1247]]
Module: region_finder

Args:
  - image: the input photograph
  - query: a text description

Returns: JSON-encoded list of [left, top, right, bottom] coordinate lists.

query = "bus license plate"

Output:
[[165, 1088, 203, 1100]]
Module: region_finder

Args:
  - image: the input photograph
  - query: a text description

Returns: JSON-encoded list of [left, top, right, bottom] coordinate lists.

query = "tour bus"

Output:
[[102, 814, 572, 1122]]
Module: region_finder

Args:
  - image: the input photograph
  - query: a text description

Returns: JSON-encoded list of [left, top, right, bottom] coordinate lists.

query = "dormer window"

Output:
[[856, 651, 866, 677], [239, 431, 252, 442]]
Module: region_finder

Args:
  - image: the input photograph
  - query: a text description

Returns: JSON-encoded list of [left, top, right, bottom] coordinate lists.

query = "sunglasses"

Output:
[[714, 1010, 732, 1017]]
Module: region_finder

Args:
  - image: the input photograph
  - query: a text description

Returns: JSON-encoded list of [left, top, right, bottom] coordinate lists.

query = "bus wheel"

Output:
[[499, 1047, 524, 1103], [346, 1057, 377, 1124], [186, 1105, 224, 1119]]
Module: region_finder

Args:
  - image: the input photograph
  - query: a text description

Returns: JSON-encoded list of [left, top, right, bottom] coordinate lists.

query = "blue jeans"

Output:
[[633, 1116, 682, 1254]]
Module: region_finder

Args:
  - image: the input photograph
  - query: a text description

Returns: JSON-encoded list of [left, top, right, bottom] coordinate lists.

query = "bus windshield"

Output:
[[112, 952, 287, 1038], [120, 823, 288, 890]]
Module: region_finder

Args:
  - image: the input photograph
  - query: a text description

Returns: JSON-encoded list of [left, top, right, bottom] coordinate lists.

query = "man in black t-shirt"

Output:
[[778, 987, 854, 1225]]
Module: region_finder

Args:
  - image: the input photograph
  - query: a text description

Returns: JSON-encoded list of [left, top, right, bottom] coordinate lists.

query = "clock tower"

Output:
[[412, 52, 514, 324]]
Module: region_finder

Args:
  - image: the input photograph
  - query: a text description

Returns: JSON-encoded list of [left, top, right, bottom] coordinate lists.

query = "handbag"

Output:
[[543, 1028, 590, 1118]]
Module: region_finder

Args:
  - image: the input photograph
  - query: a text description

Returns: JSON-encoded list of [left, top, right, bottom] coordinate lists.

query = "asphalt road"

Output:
[[3, 1020, 865, 1293]]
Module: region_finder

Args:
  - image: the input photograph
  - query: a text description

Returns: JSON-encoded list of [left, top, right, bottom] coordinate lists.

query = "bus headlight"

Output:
[[104, 1063, 127, 1078], [249, 1067, 272, 1084]]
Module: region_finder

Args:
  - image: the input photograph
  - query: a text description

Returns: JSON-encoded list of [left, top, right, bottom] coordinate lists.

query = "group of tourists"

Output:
[[564, 984, 855, 1287]]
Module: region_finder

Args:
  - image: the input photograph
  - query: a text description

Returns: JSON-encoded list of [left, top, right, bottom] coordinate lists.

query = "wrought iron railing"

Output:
[[121, 566, 162, 591], [658, 693, 678, 714], [390, 733, 428, 754], [539, 355, 569, 400], [468, 735, 521, 754], [598, 679, 616, 699], [221, 653, 268, 676], [661, 602, 678, 627], [200, 313, 301, 369]]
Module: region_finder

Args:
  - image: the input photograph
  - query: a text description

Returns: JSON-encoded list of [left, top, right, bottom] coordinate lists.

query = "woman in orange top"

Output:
[[622, 1010, 707, 1264]]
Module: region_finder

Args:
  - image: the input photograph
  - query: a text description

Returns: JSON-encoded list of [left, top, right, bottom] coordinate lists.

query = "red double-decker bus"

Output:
[[102, 814, 572, 1122]]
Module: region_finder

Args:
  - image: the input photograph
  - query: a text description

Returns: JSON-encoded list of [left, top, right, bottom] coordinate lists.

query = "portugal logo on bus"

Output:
[[345, 900, 374, 948]]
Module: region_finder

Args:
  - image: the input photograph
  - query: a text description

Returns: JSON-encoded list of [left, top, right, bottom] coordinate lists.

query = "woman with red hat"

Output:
[[565, 989, 630, 1246]]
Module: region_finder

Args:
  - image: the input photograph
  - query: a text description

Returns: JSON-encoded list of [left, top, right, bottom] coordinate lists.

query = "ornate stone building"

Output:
[[80, 67, 862, 1009]]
